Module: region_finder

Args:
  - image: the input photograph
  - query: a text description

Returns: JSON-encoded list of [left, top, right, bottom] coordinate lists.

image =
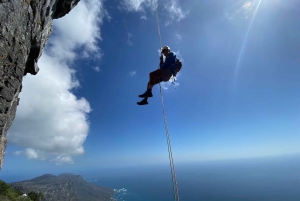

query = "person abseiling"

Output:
[[137, 46, 177, 105]]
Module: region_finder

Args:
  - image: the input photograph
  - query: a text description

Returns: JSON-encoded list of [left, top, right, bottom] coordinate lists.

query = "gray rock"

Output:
[[0, 0, 81, 169]]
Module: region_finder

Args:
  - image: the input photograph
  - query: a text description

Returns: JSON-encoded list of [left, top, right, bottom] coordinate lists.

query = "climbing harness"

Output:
[[155, 5, 180, 201]]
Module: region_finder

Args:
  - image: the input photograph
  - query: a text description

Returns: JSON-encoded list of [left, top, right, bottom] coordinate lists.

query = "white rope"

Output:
[[155, 4, 180, 201], [155, 6, 163, 47]]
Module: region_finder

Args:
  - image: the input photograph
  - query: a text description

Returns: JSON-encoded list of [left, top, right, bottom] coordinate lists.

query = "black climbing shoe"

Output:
[[137, 98, 148, 105], [138, 90, 153, 98]]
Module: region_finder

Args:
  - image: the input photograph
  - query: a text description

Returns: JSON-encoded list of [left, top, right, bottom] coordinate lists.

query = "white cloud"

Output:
[[243, 2, 253, 10], [130, 71, 137, 76], [7, 0, 106, 164], [93, 66, 101, 72], [119, 0, 157, 13], [120, 0, 187, 23], [8, 52, 91, 162], [49, 0, 106, 61], [25, 149, 38, 159], [176, 33, 182, 40], [127, 33, 133, 46], [225, 0, 256, 21], [160, 77, 179, 90], [52, 156, 74, 165], [160, 82, 170, 90], [163, 0, 187, 22], [173, 50, 183, 61]]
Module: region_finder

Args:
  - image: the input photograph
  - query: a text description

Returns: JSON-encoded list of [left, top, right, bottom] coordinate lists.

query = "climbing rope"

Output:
[[155, 5, 180, 201]]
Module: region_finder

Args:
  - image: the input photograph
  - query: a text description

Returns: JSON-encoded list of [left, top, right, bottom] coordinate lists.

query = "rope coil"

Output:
[[155, 6, 180, 201]]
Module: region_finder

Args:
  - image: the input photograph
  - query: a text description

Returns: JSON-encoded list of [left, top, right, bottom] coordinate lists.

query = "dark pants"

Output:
[[148, 69, 172, 88]]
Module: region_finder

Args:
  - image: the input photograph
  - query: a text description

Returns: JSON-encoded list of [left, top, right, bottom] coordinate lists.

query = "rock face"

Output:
[[0, 0, 80, 169], [10, 173, 114, 201]]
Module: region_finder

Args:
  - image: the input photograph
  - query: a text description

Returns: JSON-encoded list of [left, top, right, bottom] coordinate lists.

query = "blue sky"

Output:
[[1, 0, 300, 179]]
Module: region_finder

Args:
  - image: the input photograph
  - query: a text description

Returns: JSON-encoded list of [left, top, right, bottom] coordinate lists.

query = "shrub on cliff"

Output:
[[0, 180, 34, 201]]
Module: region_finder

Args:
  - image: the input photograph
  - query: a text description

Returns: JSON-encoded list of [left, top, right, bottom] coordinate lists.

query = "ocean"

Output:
[[87, 155, 300, 201]]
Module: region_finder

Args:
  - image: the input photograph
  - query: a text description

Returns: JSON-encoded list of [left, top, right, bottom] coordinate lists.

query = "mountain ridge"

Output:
[[10, 173, 114, 201]]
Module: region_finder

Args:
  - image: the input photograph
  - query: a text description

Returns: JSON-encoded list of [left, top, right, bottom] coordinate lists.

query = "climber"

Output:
[[137, 46, 178, 105]]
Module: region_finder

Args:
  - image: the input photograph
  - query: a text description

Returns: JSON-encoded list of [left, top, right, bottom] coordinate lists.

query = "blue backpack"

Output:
[[174, 57, 182, 76]]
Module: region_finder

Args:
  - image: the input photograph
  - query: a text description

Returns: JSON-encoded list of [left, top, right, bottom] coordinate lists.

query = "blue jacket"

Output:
[[160, 52, 176, 75]]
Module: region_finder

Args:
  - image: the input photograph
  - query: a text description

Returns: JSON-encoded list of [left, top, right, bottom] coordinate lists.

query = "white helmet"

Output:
[[161, 45, 170, 53]]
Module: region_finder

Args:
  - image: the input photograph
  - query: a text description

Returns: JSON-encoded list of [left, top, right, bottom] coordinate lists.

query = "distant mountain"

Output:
[[10, 173, 114, 201]]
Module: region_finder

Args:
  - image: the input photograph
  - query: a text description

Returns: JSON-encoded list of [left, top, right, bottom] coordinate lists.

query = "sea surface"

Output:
[[87, 155, 300, 201]]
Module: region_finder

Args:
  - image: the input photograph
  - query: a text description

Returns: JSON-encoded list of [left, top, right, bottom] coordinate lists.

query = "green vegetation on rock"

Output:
[[0, 180, 43, 201]]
